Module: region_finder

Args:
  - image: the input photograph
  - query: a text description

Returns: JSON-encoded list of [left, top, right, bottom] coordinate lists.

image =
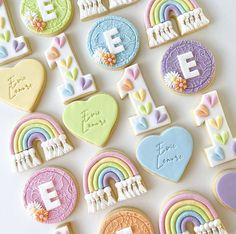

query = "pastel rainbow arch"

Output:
[[159, 192, 228, 234], [83, 150, 147, 213], [144, 0, 209, 48], [10, 113, 73, 173]]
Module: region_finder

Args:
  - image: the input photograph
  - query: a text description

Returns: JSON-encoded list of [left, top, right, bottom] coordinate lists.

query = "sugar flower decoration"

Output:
[[32, 18, 47, 32], [93, 48, 107, 63], [24, 11, 37, 26], [35, 208, 49, 223], [174, 77, 188, 92], [164, 71, 181, 88], [102, 53, 116, 66], [26, 202, 42, 217]]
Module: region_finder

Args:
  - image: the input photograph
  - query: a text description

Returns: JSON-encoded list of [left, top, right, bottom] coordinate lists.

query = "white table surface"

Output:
[[1, 0, 236, 233]]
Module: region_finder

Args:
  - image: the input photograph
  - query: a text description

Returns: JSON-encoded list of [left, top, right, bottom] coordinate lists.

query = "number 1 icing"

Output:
[[45, 33, 97, 104], [117, 64, 171, 135], [194, 91, 236, 167], [0, 0, 31, 65], [144, 0, 209, 48]]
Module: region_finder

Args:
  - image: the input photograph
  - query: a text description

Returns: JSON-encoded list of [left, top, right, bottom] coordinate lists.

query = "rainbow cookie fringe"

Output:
[[10, 113, 73, 173], [83, 150, 147, 213]]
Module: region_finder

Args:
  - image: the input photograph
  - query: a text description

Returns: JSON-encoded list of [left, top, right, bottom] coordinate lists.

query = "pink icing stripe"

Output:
[[9, 113, 64, 154], [103, 172, 120, 187], [189, 0, 199, 8], [144, 0, 155, 28], [83, 151, 139, 194], [159, 193, 218, 234]]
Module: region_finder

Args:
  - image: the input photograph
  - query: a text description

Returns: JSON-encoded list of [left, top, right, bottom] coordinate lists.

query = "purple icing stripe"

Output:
[[181, 216, 201, 231], [28, 132, 47, 148], [164, 5, 182, 20], [103, 172, 120, 188]]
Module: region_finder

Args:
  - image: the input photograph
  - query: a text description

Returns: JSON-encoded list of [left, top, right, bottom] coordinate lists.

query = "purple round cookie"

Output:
[[23, 167, 78, 224], [161, 40, 215, 94]]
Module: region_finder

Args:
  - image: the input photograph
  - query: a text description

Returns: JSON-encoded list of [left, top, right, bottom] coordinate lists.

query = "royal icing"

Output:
[[118, 64, 171, 135], [45, 33, 96, 104], [87, 16, 140, 70], [159, 192, 227, 234], [83, 150, 147, 213], [63, 93, 118, 147], [0, 0, 31, 65], [54, 223, 72, 234], [136, 127, 193, 182], [20, 0, 73, 36], [214, 169, 236, 212], [194, 91, 236, 167], [99, 208, 154, 234], [144, 0, 209, 48], [77, 0, 138, 21], [0, 59, 46, 112], [161, 40, 215, 94], [23, 167, 78, 224], [10, 113, 73, 173]]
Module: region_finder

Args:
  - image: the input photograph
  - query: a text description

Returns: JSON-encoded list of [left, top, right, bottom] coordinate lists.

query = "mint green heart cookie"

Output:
[[63, 93, 118, 146], [20, 0, 73, 36]]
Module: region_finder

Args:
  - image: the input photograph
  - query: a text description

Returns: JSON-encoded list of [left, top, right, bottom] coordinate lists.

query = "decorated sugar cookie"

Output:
[[0, 59, 46, 112], [118, 64, 171, 135], [78, 0, 138, 21], [54, 223, 73, 234], [63, 93, 118, 147], [87, 16, 140, 70], [214, 169, 236, 212], [20, 0, 73, 36], [83, 150, 147, 213], [161, 40, 215, 95], [10, 113, 73, 173], [159, 191, 228, 234], [0, 0, 31, 65], [194, 91, 236, 167], [45, 33, 97, 104], [99, 208, 154, 234], [23, 167, 78, 224], [137, 127, 193, 182], [145, 0, 209, 48]]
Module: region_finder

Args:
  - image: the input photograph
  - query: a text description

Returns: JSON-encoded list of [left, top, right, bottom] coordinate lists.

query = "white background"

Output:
[[0, 0, 236, 233]]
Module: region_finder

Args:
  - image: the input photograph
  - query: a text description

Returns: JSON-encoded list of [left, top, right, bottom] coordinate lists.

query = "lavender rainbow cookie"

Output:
[[23, 167, 78, 224], [87, 16, 140, 70], [20, 0, 73, 36], [161, 40, 215, 95]]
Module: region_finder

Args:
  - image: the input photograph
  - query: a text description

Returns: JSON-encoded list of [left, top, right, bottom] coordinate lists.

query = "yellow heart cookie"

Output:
[[0, 59, 46, 112], [208, 116, 223, 129], [133, 89, 146, 102]]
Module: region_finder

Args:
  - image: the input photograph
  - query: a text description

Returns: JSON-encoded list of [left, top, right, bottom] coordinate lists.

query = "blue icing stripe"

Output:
[[87, 16, 140, 69]]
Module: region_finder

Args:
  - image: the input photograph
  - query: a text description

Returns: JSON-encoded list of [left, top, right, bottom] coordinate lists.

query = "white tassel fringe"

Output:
[[193, 220, 228, 234], [109, 0, 137, 9]]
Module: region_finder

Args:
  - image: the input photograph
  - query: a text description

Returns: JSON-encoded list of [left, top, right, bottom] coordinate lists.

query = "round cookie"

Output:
[[87, 16, 140, 70], [99, 207, 154, 234], [23, 167, 78, 224], [161, 40, 215, 95], [20, 0, 73, 36]]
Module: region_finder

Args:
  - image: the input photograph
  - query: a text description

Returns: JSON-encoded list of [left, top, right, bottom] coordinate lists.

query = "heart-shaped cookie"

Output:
[[63, 93, 118, 146], [214, 170, 236, 212], [137, 127, 193, 182], [0, 59, 46, 112]]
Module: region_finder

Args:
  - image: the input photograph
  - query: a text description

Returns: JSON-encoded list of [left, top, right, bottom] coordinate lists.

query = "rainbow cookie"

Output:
[[193, 91, 236, 167], [10, 113, 73, 173], [23, 167, 78, 224], [77, 0, 138, 21], [145, 0, 209, 48], [117, 64, 171, 135], [20, 0, 73, 36], [0, 0, 31, 65], [83, 150, 147, 213], [87, 16, 140, 70], [45, 33, 97, 104], [99, 207, 155, 234], [159, 191, 228, 234], [161, 40, 215, 95]]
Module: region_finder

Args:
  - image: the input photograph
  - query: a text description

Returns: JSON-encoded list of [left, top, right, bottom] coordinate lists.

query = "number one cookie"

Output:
[[45, 33, 97, 104], [117, 64, 171, 135], [0, 0, 30, 65], [194, 91, 236, 167]]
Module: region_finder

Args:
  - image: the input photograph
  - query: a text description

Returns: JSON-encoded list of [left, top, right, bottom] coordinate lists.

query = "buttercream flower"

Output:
[[174, 77, 188, 92], [102, 53, 116, 66], [35, 208, 49, 223], [164, 71, 181, 88], [93, 48, 107, 63], [26, 202, 42, 217], [32, 18, 46, 32], [24, 11, 37, 26]]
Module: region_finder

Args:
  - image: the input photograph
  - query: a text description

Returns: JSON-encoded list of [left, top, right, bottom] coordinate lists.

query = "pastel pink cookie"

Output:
[[23, 167, 78, 224]]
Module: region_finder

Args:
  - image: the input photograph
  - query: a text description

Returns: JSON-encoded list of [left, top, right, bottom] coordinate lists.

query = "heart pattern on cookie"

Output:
[[54, 35, 66, 48], [66, 68, 78, 81], [133, 89, 146, 102], [122, 79, 133, 92], [0, 46, 7, 58], [155, 110, 168, 124], [126, 66, 139, 80], [0, 30, 10, 42], [136, 117, 148, 131], [60, 56, 72, 69], [204, 94, 218, 108], [0, 16, 5, 29], [80, 77, 92, 90], [137, 127, 193, 182], [215, 131, 229, 145], [208, 116, 223, 129], [13, 40, 25, 52], [63, 93, 118, 146], [0, 59, 45, 112], [196, 104, 209, 117], [139, 102, 152, 115], [47, 47, 60, 60], [211, 146, 225, 161], [62, 83, 75, 97]]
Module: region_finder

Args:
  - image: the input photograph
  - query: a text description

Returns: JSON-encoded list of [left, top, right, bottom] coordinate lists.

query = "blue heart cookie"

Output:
[[136, 127, 193, 182]]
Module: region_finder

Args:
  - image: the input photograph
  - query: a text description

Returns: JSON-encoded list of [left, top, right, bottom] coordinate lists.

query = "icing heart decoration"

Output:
[[139, 102, 152, 115], [0, 17, 5, 29], [54, 35, 66, 48], [47, 47, 60, 60], [62, 83, 74, 97], [211, 146, 225, 161], [155, 110, 168, 123], [80, 77, 92, 90], [196, 104, 209, 117], [60, 56, 72, 69], [66, 68, 78, 81], [0, 46, 8, 58], [133, 89, 146, 102], [0, 59, 45, 112], [136, 117, 148, 131], [214, 170, 236, 211], [122, 79, 133, 92], [126, 67, 139, 80], [13, 40, 26, 52], [208, 116, 223, 129], [63, 93, 118, 146], [0, 30, 10, 42], [215, 131, 229, 145], [137, 127, 193, 182], [204, 94, 218, 108], [232, 141, 236, 155]]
